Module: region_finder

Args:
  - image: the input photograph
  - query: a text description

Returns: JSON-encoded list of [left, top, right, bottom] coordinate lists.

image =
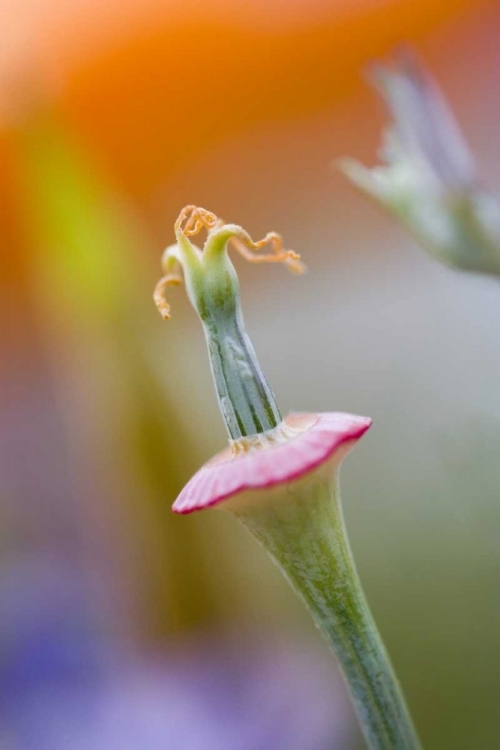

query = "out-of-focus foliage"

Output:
[[11, 110, 224, 638]]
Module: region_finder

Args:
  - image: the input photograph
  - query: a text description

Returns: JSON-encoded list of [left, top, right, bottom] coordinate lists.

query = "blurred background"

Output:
[[1, 0, 500, 748]]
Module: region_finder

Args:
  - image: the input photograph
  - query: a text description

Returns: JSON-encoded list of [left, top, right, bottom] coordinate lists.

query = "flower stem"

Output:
[[231, 471, 421, 750], [200, 304, 282, 440]]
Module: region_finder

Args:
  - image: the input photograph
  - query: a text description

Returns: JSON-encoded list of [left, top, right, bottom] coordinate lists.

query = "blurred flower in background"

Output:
[[1, 0, 500, 749], [0, 557, 353, 749], [340, 50, 500, 276]]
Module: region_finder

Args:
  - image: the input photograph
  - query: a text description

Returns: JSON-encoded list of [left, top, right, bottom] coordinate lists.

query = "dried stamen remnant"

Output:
[[230, 234, 305, 274], [153, 270, 183, 320], [176, 205, 221, 236]]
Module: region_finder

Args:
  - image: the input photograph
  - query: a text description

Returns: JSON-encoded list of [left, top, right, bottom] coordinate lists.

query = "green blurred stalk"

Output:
[[13, 111, 216, 636]]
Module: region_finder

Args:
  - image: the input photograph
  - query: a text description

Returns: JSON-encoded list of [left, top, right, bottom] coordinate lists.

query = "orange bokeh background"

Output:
[[1, 0, 483, 200]]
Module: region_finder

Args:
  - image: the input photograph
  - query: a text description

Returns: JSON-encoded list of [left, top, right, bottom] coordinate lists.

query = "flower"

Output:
[[156, 206, 420, 749], [339, 49, 500, 276], [173, 411, 371, 514]]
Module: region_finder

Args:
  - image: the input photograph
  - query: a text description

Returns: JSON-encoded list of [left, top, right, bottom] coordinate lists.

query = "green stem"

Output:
[[189, 247, 281, 439], [175, 223, 282, 440], [231, 472, 421, 750], [201, 306, 281, 440]]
